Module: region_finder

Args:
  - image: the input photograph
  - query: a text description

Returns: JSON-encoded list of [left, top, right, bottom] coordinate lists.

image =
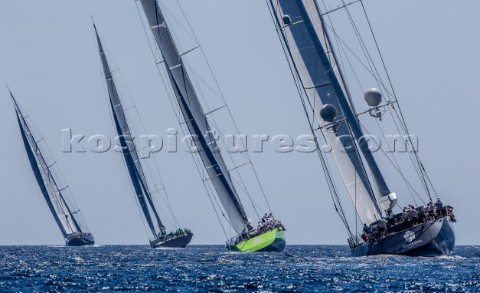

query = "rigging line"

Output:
[[382, 103, 430, 197], [373, 117, 422, 200], [27, 121, 85, 221], [389, 101, 434, 199], [229, 168, 262, 219], [23, 117, 87, 232], [270, 0, 345, 210], [344, 121, 380, 210], [129, 104, 180, 226], [323, 8, 357, 100], [175, 1, 273, 214], [359, 1, 398, 100], [267, 0, 352, 234], [359, 123, 425, 205], [358, 1, 435, 199], [341, 0, 389, 100], [387, 106, 432, 199], [321, 0, 362, 17], [135, 4, 231, 238], [316, 0, 358, 115], [322, 2, 433, 201], [321, 21, 394, 99], [341, 0, 385, 96]]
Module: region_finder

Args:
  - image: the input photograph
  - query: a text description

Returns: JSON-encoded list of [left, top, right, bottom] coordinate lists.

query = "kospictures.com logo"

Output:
[[61, 128, 419, 159]]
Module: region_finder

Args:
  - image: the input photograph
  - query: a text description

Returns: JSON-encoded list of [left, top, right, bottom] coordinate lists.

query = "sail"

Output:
[[94, 25, 165, 237], [11, 93, 86, 237], [269, 0, 384, 224], [139, 0, 249, 235]]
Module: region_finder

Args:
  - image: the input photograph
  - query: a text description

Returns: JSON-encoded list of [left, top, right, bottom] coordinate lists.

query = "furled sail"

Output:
[[94, 25, 165, 237], [11, 92, 88, 237], [268, 0, 387, 224], [139, 0, 249, 235]]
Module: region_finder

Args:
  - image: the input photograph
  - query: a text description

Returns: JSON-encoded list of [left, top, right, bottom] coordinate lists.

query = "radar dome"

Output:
[[320, 104, 337, 122], [364, 88, 382, 107], [282, 15, 292, 25]]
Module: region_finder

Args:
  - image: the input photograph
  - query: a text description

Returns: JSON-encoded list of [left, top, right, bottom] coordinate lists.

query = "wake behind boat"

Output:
[[10, 90, 95, 247]]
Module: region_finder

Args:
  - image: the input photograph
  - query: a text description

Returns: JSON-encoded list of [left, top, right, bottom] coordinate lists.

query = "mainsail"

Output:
[[94, 25, 165, 237], [11, 92, 90, 238], [138, 0, 250, 235], [268, 0, 389, 224]]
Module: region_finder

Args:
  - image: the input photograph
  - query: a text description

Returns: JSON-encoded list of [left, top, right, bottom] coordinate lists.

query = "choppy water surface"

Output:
[[0, 245, 478, 291]]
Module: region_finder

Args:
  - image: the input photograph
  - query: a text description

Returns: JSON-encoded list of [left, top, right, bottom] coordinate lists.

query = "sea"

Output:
[[0, 245, 478, 292]]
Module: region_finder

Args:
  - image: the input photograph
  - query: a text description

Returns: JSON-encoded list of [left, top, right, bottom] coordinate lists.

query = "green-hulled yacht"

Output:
[[137, 0, 286, 252]]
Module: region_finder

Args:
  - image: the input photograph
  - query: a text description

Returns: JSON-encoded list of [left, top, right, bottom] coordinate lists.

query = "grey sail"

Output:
[[11, 92, 93, 244], [269, 0, 385, 224], [139, 0, 249, 235], [94, 25, 165, 238]]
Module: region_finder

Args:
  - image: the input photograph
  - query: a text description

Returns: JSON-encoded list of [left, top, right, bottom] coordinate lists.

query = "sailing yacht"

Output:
[[10, 90, 94, 246], [94, 24, 192, 248], [137, 0, 286, 252], [267, 0, 455, 256]]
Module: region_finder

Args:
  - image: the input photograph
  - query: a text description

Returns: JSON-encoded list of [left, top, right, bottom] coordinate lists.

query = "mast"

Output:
[[94, 25, 166, 237], [268, 0, 394, 224], [11, 91, 85, 237], [138, 0, 250, 235]]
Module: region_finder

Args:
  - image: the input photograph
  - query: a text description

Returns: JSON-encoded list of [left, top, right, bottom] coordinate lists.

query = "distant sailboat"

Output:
[[10, 90, 94, 246], [267, 0, 455, 256], [94, 24, 192, 249], [137, 0, 286, 252]]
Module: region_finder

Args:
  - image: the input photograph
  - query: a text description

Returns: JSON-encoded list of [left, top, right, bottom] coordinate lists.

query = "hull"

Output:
[[351, 216, 455, 257], [150, 232, 193, 249], [66, 233, 95, 247], [228, 228, 286, 252]]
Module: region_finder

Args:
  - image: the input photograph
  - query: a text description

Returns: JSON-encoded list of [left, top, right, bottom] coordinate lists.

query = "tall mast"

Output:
[[138, 0, 250, 235], [94, 25, 166, 237], [268, 0, 394, 224], [11, 91, 85, 236]]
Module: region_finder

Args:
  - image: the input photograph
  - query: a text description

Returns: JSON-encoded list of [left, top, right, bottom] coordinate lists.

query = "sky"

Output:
[[0, 0, 479, 246]]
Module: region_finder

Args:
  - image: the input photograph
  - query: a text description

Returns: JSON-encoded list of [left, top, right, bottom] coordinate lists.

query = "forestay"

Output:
[[139, 0, 250, 235]]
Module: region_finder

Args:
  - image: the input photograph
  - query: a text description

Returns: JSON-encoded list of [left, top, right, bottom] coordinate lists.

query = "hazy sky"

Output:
[[0, 0, 479, 246]]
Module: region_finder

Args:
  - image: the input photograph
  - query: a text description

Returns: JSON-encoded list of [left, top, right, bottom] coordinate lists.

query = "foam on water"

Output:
[[0, 245, 478, 291]]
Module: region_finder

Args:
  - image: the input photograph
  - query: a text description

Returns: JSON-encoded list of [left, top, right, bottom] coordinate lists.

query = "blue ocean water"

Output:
[[0, 245, 478, 292]]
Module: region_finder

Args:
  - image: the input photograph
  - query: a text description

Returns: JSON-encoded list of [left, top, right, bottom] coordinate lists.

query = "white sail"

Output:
[[94, 25, 165, 237], [139, 0, 250, 235], [12, 94, 88, 236], [269, 0, 382, 224]]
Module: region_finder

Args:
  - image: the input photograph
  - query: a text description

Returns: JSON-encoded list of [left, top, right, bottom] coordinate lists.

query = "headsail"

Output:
[[138, 0, 250, 235], [11, 91, 91, 238], [268, 0, 388, 224], [94, 25, 165, 237]]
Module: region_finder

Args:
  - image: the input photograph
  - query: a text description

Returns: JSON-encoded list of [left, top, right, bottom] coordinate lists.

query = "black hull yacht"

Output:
[[150, 231, 193, 249]]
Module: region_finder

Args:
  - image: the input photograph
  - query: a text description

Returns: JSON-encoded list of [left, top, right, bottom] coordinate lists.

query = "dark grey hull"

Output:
[[351, 216, 455, 257], [150, 233, 193, 249], [66, 234, 95, 247]]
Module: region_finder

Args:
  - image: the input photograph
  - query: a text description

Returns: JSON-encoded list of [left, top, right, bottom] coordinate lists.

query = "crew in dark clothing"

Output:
[[378, 219, 387, 238], [409, 208, 419, 225], [362, 224, 370, 242], [435, 197, 444, 217]]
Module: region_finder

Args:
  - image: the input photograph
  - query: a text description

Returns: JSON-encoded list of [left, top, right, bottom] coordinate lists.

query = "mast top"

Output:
[[7, 85, 21, 115]]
